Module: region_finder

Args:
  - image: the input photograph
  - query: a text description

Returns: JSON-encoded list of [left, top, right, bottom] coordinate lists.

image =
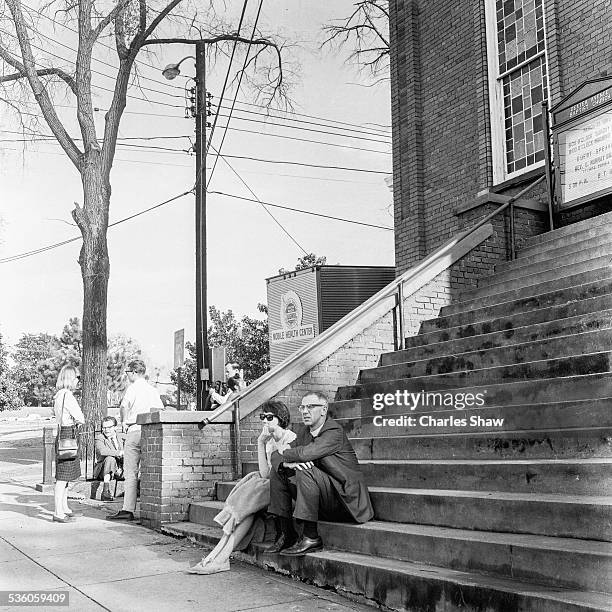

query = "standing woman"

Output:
[[53, 365, 85, 523]]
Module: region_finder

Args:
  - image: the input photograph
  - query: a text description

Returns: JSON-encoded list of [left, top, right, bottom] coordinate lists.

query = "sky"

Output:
[[0, 1, 394, 375]]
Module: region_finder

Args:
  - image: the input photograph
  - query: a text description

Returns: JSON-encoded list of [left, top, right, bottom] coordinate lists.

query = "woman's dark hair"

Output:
[[227, 377, 239, 392], [260, 400, 290, 429]]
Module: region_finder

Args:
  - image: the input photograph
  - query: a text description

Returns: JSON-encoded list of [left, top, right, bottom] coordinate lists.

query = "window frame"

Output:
[[484, 0, 550, 184]]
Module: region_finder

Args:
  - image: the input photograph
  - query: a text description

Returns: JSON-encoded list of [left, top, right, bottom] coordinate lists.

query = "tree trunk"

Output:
[[76, 159, 110, 436]]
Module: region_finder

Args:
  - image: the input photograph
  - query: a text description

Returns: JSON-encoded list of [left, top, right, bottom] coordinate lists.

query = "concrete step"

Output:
[[457, 256, 612, 305], [489, 243, 612, 285], [422, 278, 612, 335], [317, 520, 612, 593], [164, 521, 612, 611], [351, 427, 612, 460], [363, 329, 612, 383], [333, 398, 612, 438], [519, 224, 612, 260], [216, 481, 236, 502], [335, 372, 612, 417], [408, 298, 612, 352], [501, 232, 612, 271], [188, 499, 224, 526], [170, 508, 612, 593], [521, 210, 612, 249], [357, 458, 612, 495], [336, 354, 612, 402], [440, 267, 612, 318], [368, 486, 612, 541]]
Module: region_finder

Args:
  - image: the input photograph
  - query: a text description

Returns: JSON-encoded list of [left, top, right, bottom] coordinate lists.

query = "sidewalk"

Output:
[[0, 472, 374, 612]]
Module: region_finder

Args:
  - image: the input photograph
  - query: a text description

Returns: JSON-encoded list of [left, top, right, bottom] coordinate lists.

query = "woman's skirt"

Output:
[[55, 426, 81, 481]]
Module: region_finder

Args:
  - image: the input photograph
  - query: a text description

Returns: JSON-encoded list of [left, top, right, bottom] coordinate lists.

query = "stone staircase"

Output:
[[165, 211, 612, 611]]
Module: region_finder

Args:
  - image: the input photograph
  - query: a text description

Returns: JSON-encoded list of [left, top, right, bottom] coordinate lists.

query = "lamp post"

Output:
[[162, 41, 209, 410]]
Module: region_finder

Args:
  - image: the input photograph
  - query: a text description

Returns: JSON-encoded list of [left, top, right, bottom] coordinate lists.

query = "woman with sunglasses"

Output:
[[188, 400, 296, 574], [53, 365, 85, 523]]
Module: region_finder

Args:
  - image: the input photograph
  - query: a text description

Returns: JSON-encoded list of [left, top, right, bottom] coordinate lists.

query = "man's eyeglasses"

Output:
[[259, 413, 276, 422], [299, 403, 326, 412], [102, 426, 115, 430]]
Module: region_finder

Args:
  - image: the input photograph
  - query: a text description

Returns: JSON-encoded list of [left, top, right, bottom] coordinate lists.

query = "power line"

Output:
[[219, 153, 390, 175], [19, 1, 185, 94], [0, 145, 194, 168], [209, 143, 308, 255], [216, 103, 391, 140], [16, 1, 392, 136], [205, 0, 250, 151], [209, 190, 393, 230], [207, 0, 264, 188], [2, 28, 391, 142], [0, 191, 193, 264], [2, 135, 391, 174]]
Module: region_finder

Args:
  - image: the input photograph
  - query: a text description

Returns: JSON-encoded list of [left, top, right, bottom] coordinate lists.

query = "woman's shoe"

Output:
[[186, 561, 230, 575], [52, 515, 74, 523]]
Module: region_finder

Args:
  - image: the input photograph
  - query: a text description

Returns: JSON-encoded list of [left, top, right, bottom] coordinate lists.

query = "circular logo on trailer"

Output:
[[280, 291, 303, 329]]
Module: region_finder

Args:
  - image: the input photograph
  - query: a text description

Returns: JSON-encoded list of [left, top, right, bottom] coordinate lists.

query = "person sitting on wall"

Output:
[[265, 391, 374, 556], [187, 400, 296, 574], [94, 416, 125, 501]]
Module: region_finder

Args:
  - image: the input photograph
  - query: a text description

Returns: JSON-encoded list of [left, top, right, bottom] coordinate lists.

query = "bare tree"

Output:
[[322, 0, 389, 81], [0, 0, 286, 428]]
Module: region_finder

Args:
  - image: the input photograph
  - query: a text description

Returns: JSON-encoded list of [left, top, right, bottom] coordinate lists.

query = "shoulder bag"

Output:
[[56, 391, 79, 460]]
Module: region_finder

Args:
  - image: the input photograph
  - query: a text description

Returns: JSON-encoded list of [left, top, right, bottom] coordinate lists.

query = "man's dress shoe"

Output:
[[279, 536, 323, 556], [106, 510, 134, 521], [260, 533, 297, 553]]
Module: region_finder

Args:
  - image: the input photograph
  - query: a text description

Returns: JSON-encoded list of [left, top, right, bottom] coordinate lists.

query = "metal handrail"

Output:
[[199, 172, 548, 428]]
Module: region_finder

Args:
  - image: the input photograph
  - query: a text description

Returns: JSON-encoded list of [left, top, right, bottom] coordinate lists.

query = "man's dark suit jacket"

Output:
[[93, 432, 125, 479], [270, 417, 374, 523]]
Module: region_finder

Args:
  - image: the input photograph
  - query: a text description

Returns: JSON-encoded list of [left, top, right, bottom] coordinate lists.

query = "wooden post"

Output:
[[35, 426, 56, 492]]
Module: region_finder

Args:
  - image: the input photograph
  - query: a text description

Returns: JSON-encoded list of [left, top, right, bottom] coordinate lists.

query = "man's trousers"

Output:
[[122, 428, 140, 513], [268, 464, 352, 523]]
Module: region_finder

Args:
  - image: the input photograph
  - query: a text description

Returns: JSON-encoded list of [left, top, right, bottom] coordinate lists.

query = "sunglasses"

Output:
[[259, 413, 276, 422]]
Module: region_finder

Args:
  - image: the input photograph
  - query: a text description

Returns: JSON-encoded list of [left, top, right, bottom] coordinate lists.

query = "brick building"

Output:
[[390, 0, 611, 275]]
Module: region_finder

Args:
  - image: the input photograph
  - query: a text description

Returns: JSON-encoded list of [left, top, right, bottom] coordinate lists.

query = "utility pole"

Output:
[[194, 41, 209, 410]]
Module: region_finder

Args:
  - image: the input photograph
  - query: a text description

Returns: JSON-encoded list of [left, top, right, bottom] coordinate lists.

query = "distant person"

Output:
[[225, 362, 245, 390], [188, 400, 296, 574], [208, 377, 239, 408], [53, 365, 85, 523], [94, 416, 124, 501], [107, 360, 163, 521]]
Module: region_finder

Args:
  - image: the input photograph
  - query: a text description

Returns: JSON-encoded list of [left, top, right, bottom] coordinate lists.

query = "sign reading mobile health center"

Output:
[[270, 290, 314, 345]]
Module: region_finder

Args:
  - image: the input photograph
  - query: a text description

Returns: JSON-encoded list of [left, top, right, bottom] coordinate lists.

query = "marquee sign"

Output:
[[270, 290, 314, 345], [552, 78, 612, 210]]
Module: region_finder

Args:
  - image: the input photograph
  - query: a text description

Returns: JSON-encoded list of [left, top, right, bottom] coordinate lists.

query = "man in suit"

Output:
[[94, 416, 124, 501], [267, 391, 374, 556]]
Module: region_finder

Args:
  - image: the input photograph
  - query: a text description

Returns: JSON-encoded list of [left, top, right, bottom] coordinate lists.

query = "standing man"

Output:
[[266, 391, 374, 556], [94, 416, 124, 501], [107, 360, 163, 521]]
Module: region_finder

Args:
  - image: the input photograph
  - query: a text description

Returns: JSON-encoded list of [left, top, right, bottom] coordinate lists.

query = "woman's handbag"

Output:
[[56, 392, 78, 460]]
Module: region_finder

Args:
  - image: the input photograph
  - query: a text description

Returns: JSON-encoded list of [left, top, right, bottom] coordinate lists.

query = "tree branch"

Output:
[[0, 65, 77, 95], [3, 0, 81, 167], [91, 0, 132, 41]]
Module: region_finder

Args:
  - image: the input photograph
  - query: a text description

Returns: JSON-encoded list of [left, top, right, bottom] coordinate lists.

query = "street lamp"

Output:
[[161, 56, 195, 80], [162, 42, 209, 410]]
